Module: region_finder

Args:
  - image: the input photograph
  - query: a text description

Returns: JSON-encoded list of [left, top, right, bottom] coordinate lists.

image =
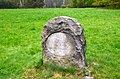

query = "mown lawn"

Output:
[[0, 8, 120, 79]]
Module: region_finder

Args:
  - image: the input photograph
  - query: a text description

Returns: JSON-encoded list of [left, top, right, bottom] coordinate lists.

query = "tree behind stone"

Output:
[[25, 0, 44, 8]]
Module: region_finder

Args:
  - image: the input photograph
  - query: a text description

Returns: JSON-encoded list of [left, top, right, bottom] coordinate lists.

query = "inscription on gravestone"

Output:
[[42, 16, 86, 69], [46, 32, 76, 57]]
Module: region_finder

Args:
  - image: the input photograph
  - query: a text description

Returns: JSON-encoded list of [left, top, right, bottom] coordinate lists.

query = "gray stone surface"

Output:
[[46, 32, 76, 57], [42, 16, 86, 69]]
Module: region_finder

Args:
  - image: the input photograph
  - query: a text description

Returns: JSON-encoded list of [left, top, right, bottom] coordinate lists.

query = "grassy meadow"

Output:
[[0, 8, 120, 79]]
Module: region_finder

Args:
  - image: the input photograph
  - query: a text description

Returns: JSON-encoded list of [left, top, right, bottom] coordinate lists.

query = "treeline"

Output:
[[67, 0, 120, 9], [0, 0, 44, 8], [0, 0, 120, 9]]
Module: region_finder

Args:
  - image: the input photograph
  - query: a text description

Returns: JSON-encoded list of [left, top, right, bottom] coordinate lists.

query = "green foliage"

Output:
[[0, 0, 119, 8], [67, 0, 120, 8], [61, 4, 66, 8], [0, 0, 44, 8], [0, 8, 120, 79], [72, 0, 77, 7], [85, 0, 94, 7], [0, 0, 17, 8], [25, 0, 44, 8], [108, 0, 120, 9], [68, 0, 93, 8], [26, 0, 44, 8], [77, 0, 85, 7], [92, 0, 120, 8]]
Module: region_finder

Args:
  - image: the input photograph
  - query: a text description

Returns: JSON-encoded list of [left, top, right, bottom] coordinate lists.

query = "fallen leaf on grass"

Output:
[[52, 73, 61, 79]]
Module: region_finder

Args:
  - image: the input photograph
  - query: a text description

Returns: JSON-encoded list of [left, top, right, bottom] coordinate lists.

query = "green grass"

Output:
[[0, 8, 120, 79]]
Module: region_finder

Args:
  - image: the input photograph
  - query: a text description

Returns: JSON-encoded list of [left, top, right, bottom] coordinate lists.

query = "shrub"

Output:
[[61, 4, 66, 8]]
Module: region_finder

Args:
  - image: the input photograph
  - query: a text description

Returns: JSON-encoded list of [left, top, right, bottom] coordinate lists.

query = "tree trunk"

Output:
[[19, 0, 24, 8], [63, 0, 65, 5]]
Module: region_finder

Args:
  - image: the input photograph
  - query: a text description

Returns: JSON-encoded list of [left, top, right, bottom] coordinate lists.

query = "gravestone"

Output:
[[42, 16, 86, 69]]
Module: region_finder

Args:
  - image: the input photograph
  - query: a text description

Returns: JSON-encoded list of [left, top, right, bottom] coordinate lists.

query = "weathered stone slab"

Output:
[[46, 32, 76, 57], [42, 16, 86, 69]]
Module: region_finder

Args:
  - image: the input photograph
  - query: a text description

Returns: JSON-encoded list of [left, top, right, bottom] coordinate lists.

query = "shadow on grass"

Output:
[[34, 59, 78, 75]]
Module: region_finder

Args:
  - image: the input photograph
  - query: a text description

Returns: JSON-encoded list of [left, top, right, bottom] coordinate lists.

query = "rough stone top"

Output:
[[48, 16, 80, 27], [44, 16, 84, 36]]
